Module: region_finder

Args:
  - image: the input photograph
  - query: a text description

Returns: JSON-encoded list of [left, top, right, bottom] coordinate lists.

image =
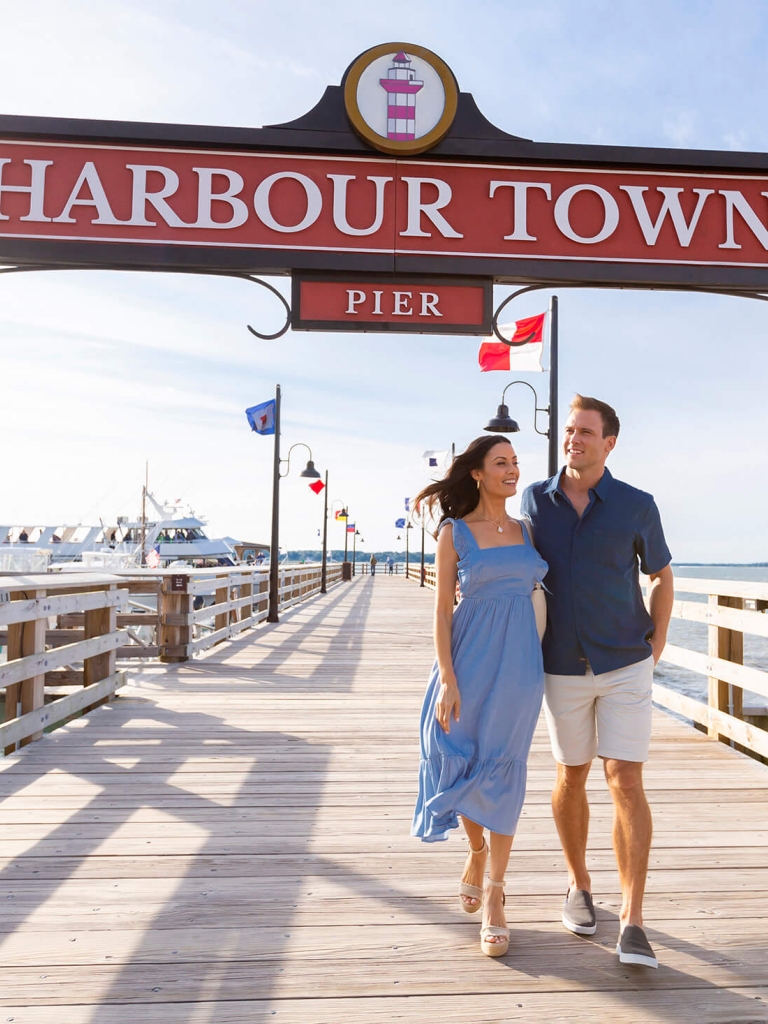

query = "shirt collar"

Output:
[[545, 466, 614, 502]]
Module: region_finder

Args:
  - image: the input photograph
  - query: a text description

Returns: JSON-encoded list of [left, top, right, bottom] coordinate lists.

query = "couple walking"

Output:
[[412, 395, 674, 966]]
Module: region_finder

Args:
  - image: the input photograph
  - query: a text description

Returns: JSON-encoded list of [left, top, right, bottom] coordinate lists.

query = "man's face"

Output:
[[563, 409, 616, 472]]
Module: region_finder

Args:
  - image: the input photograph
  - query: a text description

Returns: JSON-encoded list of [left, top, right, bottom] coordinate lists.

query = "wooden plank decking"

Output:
[[2, 576, 768, 1023]]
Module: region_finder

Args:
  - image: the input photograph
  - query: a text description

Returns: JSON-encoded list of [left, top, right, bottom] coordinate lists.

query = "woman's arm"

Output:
[[433, 523, 461, 733]]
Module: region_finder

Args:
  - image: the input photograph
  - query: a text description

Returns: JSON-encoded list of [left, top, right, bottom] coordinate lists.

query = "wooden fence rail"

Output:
[[0, 561, 343, 752], [0, 573, 129, 754], [652, 576, 768, 762], [407, 568, 768, 762]]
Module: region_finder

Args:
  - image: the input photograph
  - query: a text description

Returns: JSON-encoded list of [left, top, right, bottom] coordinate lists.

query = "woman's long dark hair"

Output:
[[414, 436, 513, 533]]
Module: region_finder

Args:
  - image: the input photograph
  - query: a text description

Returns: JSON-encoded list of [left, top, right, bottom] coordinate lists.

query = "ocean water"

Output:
[[658, 566, 768, 708]]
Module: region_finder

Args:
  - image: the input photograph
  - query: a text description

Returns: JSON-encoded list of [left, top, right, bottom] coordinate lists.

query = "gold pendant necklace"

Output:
[[474, 512, 508, 534]]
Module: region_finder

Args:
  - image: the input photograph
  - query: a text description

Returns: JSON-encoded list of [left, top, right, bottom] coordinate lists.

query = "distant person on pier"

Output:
[[521, 395, 673, 969], [411, 436, 548, 957], [370, 554, 377, 576], [387, 556, 395, 575]]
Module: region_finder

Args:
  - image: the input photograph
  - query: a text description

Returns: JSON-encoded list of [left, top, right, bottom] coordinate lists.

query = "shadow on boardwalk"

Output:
[[1, 576, 768, 1022]]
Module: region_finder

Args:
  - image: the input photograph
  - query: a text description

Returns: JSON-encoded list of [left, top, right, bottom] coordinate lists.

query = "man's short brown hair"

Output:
[[569, 394, 620, 438]]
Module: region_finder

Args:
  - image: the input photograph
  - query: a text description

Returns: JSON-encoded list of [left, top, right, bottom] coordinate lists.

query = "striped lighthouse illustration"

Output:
[[379, 52, 424, 141]]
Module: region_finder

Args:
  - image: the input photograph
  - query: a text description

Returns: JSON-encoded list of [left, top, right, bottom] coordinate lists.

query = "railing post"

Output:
[[708, 594, 744, 742], [82, 583, 117, 714], [5, 589, 46, 752], [240, 577, 253, 623], [257, 572, 269, 618], [215, 573, 229, 636], [160, 576, 192, 663]]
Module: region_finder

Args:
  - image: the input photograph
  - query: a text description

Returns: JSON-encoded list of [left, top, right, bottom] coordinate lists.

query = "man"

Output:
[[520, 394, 673, 969]]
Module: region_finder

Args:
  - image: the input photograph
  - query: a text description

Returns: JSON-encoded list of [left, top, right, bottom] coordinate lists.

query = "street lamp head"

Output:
[[484, 403, 520, 433], [300, 459, 321, 479]]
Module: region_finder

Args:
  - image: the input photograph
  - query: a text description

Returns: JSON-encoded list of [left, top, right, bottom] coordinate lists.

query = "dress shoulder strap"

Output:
[[438, 517, 469, 560], [518, 517, 535, 546]]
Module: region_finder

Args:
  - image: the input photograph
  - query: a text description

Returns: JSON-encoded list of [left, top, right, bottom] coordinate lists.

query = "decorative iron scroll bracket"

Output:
[[236, 274, 291, 340], [0, 264, 293, 341], [490, 281, 768, 346], [3, 263, 768, 340]]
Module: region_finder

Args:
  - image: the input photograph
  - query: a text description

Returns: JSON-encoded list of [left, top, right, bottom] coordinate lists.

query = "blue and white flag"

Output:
[[422, 449, 449, 472], [404, 497, 411, 512], [395, 518, 406, 529], [245, 399, 276, 435]]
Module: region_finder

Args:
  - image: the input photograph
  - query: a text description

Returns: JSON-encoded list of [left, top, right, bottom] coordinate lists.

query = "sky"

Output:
[[2, 0, 768, 561]]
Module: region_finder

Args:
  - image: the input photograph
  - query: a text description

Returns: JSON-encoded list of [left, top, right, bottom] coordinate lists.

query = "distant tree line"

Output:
[[285, 549, 435, 564]]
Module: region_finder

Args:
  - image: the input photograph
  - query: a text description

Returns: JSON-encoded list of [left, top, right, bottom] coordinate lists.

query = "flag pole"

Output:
[[320, 469, 329, 594], [548, 296, 559, 478], [267, 383, 281, 623]]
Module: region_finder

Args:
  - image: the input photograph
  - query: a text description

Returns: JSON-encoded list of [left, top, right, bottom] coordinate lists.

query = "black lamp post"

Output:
[[267, 436, 321, 623], [484, 294, 559, 476], [331, 500, 351, 581], [320, 469, 329, 594], [420, 518, 426, 588], [484, 380, 555, 475], [405, 520, 414, 579], [352, 528, 361, 575]]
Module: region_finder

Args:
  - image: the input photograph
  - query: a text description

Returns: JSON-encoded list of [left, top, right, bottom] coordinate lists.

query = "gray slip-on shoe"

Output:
[[616, 925, 658, 968], [562, 888, 597, 935]]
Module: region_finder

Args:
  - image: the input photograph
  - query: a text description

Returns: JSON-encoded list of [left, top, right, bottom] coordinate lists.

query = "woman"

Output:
[[411, 436, 547, 957]]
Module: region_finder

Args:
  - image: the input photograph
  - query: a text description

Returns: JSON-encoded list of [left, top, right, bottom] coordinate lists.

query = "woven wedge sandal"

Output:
[[480, 878, 509, 957], [458, 838, 487, 914]]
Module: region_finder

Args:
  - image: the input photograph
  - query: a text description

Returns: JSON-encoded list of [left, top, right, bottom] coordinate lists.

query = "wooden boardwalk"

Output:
[[2, 576, 768, 1023]]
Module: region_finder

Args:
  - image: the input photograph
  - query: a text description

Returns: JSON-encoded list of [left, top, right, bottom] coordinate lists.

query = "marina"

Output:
[[1, 492, 248, 572], [1, 574, 767, 1021]]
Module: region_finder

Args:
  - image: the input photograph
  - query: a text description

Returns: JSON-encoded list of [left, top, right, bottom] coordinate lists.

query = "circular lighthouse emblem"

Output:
[[343, 43, 459, 156]]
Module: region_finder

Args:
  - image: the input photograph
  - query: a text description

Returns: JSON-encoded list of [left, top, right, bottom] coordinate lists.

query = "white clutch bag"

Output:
[[531, 584, 547, 642]]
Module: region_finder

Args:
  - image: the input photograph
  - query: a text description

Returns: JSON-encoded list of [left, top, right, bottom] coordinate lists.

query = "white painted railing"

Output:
[[0, 562, 344, 751]]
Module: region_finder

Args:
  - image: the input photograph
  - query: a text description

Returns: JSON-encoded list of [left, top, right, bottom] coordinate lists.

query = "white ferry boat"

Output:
[[0, 492, 239, 570]]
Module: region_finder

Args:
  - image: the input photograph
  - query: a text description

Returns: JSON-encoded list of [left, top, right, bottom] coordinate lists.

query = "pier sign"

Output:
[[291, 273, 492, 333], [3, 41, 768, 297]]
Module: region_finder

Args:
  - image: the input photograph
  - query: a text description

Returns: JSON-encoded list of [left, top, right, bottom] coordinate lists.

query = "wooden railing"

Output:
[[406, 568, 768, 761], [405, 562, 437, 587], [652, 577, 768, 761], [0, 573, 130, 753], [1, 562, 343, 751]]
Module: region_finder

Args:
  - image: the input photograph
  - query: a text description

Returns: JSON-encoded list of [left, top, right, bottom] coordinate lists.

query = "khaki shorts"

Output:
[[543, 656, 654, 765]]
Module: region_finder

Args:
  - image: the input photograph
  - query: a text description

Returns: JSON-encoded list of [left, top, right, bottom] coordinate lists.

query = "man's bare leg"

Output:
[[603, 758, 652, 929], [551, 761, 593, 893]]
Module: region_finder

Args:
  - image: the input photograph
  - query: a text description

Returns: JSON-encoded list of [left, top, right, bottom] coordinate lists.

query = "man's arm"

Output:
[[647, 564, 674, 664]]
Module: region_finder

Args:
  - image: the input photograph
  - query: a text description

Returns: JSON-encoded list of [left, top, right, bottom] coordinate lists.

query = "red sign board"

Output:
[[3, 139, 768, 279], [292, 274, 491, 334]]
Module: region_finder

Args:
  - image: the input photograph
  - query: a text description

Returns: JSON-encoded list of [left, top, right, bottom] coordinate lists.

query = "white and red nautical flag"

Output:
[[478, 311, 546, 372], [308, 479, 325, 495]]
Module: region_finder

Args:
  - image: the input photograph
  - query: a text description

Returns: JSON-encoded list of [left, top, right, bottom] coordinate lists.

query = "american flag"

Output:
[[146, 545, 161, 568]]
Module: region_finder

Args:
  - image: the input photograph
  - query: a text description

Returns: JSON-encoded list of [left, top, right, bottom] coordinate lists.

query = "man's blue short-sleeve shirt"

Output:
[[520, 468, 671, 676]]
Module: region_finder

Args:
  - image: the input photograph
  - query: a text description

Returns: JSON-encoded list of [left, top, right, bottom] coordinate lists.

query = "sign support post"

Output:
[[548, 296, 559, 478]]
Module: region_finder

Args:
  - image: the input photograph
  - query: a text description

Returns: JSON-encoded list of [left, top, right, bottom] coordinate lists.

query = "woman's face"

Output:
[[473, 442, 519, 498]]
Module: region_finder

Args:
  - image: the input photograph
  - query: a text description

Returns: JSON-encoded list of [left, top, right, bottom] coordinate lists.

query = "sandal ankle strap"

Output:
[[486, 878, 506, 888], [468, 838, 487, 856]]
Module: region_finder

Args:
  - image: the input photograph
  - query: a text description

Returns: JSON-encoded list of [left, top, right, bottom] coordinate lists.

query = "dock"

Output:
[[2, 575, 768, 1023]]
